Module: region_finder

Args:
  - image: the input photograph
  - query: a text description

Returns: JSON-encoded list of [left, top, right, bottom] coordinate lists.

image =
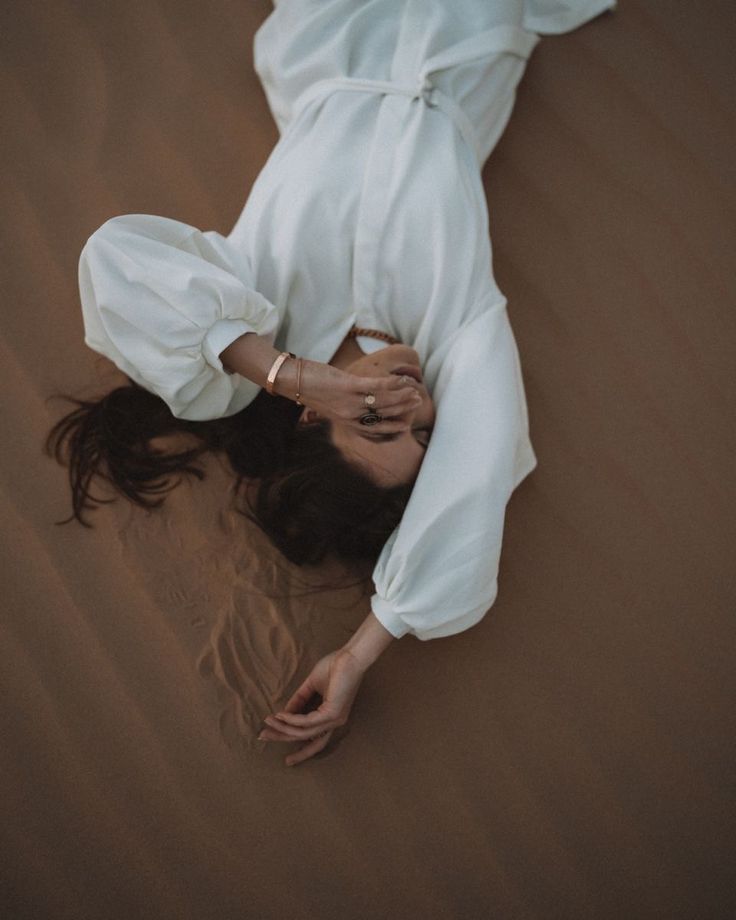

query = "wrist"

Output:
[[272, 355, 312, 402], [342, 611, 395, 673], [274, 357, 337, 410], [270, 354, 297, 399], [219, 332, 284, 390]]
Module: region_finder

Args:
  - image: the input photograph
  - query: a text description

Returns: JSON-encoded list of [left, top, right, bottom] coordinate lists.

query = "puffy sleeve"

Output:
[[370, 305, 538, 641], [78, 214, 280, 420]]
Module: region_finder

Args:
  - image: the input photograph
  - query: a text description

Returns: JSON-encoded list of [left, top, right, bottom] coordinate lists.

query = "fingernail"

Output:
[[258, 731, 266, 741]]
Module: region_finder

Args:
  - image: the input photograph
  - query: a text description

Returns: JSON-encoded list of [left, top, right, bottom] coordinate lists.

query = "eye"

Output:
[[413, 427, 432, 448]]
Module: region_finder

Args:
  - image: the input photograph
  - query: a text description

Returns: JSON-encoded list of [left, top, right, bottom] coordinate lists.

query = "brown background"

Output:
[[2, 2, 735, 918]]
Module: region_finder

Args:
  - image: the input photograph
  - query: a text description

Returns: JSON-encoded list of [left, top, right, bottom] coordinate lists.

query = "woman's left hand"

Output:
[[259, 647, 366, 766], [294, 359, 423, 435]]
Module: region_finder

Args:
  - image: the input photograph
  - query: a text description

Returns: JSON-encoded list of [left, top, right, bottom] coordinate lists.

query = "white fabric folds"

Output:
[[79, 215, 279, 420], [79, 0, 616, 640], [371, 304, 537, 640]]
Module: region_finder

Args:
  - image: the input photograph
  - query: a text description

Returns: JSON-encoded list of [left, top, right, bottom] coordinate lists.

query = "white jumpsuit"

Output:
[[79, 0, 616, 639]]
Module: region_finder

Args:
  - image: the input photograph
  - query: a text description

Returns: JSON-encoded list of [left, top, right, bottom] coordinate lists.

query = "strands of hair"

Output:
[[45, 379, 413, 567]]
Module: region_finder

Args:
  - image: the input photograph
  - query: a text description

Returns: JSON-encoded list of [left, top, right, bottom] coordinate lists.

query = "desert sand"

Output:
[[2, 2, 735, 918]]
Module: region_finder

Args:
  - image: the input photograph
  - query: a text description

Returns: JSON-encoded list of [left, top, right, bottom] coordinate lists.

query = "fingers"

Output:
[[352, 386, 422, 430], [263, 712, 340, 740], [285, 732, 333, 767], [257, 722, 334, 767], [258, 649, 360, 766], [368, 377, 422, 413], [376, 374, 421, 393], [360, 373, 421, 395], [272, 709, 332, 727], [258, 725, 298, 743], [373, 390, 423, 420], [282, 678, 317, 715], [259, 724, 333, 744]]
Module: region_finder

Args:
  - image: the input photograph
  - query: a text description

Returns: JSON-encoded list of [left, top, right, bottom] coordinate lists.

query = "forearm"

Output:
[[342, 611, 396, 672], [219, 332, 301, 399]]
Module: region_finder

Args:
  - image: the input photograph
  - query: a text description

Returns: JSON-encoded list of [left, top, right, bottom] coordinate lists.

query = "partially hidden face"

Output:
[[303, 344, 436, 487]]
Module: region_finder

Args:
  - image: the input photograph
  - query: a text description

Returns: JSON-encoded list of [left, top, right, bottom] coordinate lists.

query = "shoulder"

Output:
[[83, 214, 198, 251]]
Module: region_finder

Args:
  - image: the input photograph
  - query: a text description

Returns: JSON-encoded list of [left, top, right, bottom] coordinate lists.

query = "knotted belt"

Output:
[[289, 24, 539, 166]]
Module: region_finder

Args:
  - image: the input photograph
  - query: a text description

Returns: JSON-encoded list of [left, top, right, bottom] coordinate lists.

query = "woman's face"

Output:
[[302, 344, 436, 486]]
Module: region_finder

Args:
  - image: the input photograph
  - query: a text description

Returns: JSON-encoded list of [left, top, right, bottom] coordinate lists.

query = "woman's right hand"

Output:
[[283, 358, 423, 433]]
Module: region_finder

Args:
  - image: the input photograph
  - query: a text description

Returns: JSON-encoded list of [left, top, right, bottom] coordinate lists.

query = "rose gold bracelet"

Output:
[[265, 351, 295, 396]]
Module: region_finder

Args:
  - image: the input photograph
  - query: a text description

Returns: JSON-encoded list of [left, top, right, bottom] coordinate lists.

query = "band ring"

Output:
[[359, 412, 383, 426], [363, 393, 377, 408]]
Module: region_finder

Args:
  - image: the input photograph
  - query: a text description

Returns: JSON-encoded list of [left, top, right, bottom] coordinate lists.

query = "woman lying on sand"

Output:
[[48, 0, 615, 765]]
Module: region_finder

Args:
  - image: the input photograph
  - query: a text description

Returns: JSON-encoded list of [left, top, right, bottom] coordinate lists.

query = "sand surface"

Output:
[[2, 2, 735, 918]]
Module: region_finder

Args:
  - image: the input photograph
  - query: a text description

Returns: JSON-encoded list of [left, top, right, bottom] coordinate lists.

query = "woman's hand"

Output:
[[259, 648, 366, 766], [259, 614, 395, 766], [288, 359, 423, 434], [219, 333, 421, 434]]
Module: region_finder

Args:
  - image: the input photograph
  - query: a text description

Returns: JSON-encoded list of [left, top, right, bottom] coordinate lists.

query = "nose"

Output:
[[394, 344, 420, 360], [371, 343, 420, 367]]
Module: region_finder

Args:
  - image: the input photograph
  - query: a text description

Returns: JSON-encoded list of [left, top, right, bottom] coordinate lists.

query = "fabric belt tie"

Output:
[[289, 24, 539, 166]]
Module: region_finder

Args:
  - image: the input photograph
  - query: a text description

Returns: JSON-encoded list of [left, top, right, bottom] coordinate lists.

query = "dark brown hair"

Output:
[[45, 379, 413, 567]]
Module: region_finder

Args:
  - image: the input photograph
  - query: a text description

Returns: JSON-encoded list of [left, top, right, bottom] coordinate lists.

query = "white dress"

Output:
[[79, 0, 616, 640]]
